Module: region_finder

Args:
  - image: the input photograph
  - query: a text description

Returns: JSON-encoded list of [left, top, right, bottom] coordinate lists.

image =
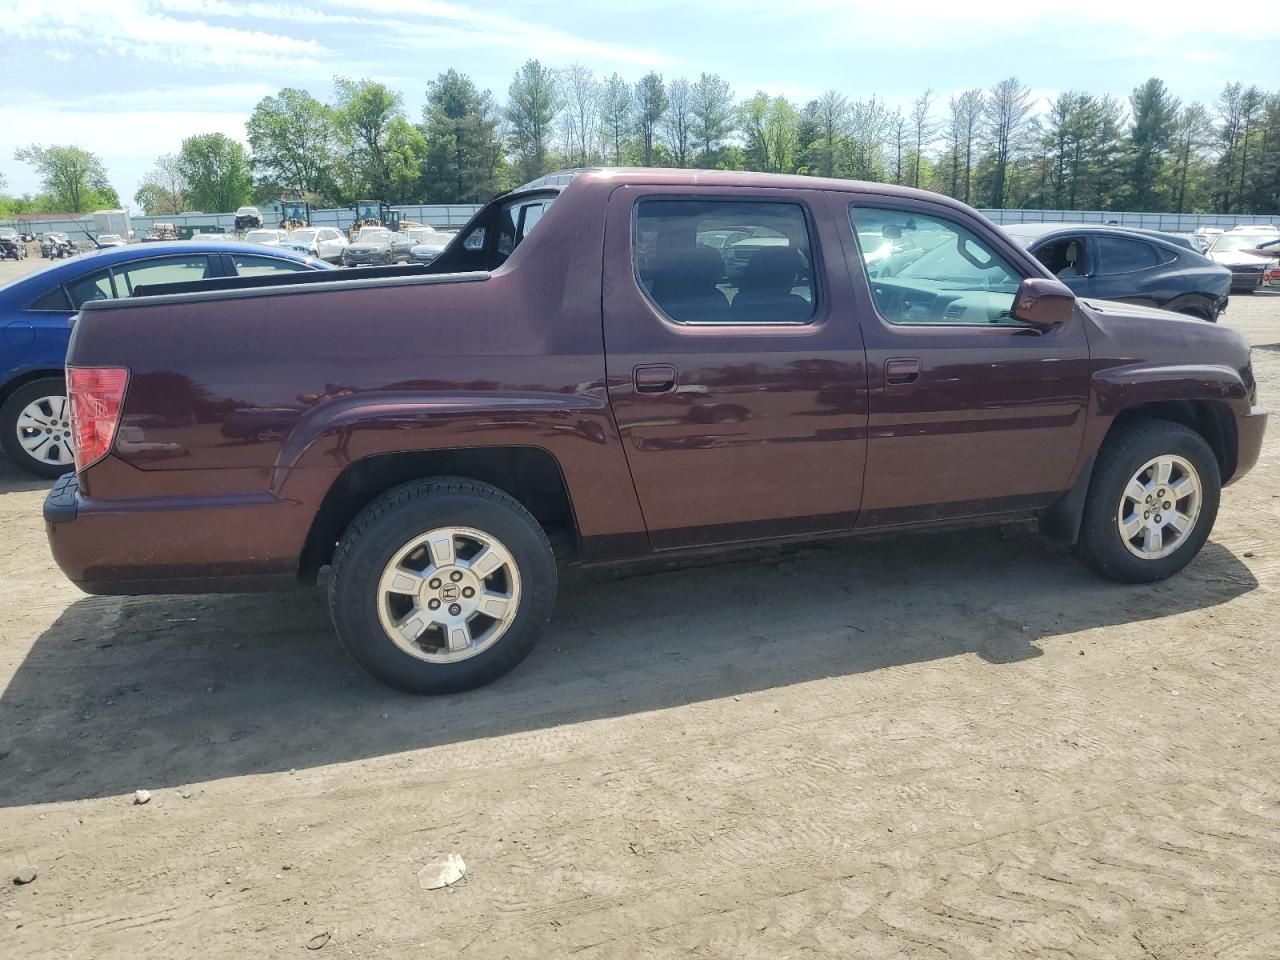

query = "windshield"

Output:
[[1212, 233, 1280, 253], [359, 228, 390, 242], [407, 228, 436, 243], [288, 229, 318, 243], [245, 230, 279, 242]]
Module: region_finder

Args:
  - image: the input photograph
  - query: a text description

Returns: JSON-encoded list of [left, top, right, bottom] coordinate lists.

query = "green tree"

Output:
[[133, 153, 187, 215], [662, 77, 694, 167], [910, 89, 937, 189], [506, 59, 562, 182], [690, 73, 735, 168], [12, 143, 113, 212], [599, 73, 634, 165], [1166, 102, 1213, 213], [799, 91, 848, 178], [421, 69, 502, 203], [177, 133, 253, 212], [1125, 77, 1179, 210], [333, 77, 415, 200], [246, 88, 338, 199], [634, 73, 668, 166], [740, 93, 799, 173], [982, 78, 1034, 208]]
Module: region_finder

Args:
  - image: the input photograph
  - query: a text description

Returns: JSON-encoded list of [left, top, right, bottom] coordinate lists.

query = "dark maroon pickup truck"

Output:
[[46, 169, 1266, 693]]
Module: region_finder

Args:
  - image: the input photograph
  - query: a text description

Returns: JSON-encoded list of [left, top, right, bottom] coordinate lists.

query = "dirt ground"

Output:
[[1, 250, 1278, 958]]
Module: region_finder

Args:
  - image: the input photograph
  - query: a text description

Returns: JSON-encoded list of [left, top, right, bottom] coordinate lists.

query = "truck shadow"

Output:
[[0, 525, 1257, 807]]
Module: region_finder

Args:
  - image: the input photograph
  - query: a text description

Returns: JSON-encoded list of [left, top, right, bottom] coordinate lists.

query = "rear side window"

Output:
[[29, 286, 72, 311], [231, 254, 310, 277], [1095, 237, 1159, 275], [494, 197, 553, 265], [66, 270, 117, 309], [1031, 236, 1087, 279], [114, 255, 213, 295], [634, 199, 816, 324]]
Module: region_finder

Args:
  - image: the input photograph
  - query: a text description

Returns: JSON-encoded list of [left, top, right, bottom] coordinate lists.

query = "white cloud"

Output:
[[1, 0, 327, 69]]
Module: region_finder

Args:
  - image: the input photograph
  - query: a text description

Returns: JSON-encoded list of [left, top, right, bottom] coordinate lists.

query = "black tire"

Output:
[[328, 477, 557, 694], [0, 378, 74, 479], [1075, 418, 1220, 583]]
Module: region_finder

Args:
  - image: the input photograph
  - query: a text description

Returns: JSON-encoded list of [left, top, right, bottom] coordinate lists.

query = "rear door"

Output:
[[601, 185, 868, 551], [1088, 235, 1163, 307]]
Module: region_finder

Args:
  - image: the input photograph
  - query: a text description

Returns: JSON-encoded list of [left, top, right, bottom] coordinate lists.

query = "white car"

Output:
[[281, 227, 348, 263], [96, 234, 126, 247], [244, 228, 289, 246]]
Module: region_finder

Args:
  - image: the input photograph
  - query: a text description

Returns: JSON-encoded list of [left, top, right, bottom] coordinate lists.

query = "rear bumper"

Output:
[[1230, 404, 1268, 485], [45, 472, 305, 595]]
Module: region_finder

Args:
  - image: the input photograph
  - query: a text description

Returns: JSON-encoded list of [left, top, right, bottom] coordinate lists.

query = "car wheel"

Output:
[[1074, 418, 1220, 583], [328, 477, 557, 694], [0, 378, 76, 478]]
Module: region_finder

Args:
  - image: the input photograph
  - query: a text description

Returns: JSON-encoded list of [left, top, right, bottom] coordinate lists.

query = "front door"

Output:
[[843, 196, 1092, 528], [602, 185, 868, 550]]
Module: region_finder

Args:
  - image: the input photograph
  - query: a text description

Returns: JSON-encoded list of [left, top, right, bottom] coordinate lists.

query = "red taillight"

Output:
[[67, 366, 129, 472]]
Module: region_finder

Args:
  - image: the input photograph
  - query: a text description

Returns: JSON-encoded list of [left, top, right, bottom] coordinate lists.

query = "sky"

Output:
[[1, 0, 1277, 206]]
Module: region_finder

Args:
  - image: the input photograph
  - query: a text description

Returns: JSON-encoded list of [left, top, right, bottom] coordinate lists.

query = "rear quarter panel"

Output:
[[69, 179, 648, 558]]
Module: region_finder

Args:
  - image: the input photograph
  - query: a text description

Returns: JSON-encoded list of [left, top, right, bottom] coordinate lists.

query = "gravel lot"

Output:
[[1, 248, 1278, 958]]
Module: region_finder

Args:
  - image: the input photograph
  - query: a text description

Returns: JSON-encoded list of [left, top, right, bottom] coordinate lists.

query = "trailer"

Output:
[[92, 209, 131, 242]]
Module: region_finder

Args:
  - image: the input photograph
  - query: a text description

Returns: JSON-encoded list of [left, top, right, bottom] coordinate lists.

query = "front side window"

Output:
[[635, 199, 816, 324], [114, 255, 212, 295], [1094, 236, 1158, 275], [66, 270, 117, 308], [232, 254, 311, 277], [850, 206, 1023, 325]]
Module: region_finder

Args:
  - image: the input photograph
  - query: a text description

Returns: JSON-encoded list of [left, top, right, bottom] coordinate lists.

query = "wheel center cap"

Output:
[[441, 583, 460, 603]]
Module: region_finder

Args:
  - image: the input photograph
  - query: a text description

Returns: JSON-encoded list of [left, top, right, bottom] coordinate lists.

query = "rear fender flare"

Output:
[[274, 389, 610, 480]]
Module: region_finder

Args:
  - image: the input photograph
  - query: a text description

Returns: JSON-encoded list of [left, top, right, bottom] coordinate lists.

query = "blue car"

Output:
[[0, 241, 331, 477]]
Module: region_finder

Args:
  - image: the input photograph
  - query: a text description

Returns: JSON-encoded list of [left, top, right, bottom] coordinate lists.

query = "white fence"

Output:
[[2, 203, 485, 240], [978, 209, 1277, 231], [5, 203, 1275, 242]]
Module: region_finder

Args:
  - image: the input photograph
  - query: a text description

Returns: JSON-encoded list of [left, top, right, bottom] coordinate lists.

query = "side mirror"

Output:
[[1013, 277, 1075, 329]]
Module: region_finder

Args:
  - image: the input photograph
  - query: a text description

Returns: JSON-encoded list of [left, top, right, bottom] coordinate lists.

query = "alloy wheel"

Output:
[[376, 526, 522, 663], [15, 395, 75, 468], [1117, 454, 1202, 560]]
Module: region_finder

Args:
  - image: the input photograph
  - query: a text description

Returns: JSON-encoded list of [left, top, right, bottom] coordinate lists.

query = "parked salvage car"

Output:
[[234, 206, 263, 231], [1, 228, 27, 260], [281, 227, 347, 263], [407, 227, 450, 265], [1001, 223, 1231, 321], [1206, 230, 1280, 293], [44, 170, 1266, 695], [0, 241, 331, 477], [244, 228, 289, 246], [342, 226, 412, 266], [95, 234, 126, 248]]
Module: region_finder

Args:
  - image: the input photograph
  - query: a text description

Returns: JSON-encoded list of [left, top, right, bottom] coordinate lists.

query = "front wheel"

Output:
[[1075, 418, 1221, 583], [328, 477, 557, 694], [0, 379, 75, 478]]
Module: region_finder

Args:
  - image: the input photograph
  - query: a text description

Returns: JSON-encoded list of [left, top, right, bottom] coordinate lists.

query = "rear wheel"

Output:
[[0, 379, 75, 478], [328, 477, 557, 694], [1075, 418, 1220, 583]]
